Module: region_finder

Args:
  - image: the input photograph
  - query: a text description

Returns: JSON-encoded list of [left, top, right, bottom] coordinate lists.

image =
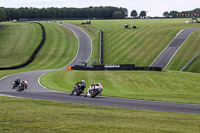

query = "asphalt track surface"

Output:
[[150, 27, 200, 69], [1, 24, 200, 114]]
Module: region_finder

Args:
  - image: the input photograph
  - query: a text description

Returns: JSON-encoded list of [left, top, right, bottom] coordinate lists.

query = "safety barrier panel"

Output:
[[99, 29, 103, 65], [70, 64, 162, 71], [180, 51, 200, 71]]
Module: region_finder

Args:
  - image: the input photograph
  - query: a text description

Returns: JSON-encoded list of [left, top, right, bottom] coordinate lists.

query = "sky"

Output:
[[0, 0, 200, 17]]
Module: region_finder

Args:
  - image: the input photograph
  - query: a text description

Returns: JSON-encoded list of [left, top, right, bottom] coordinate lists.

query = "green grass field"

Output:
[[166, 30, 200, 71], [1, 96, 200, 133], [1, 19, 200, 132], [63, 19, 200, 68], [0, 22, 78, 78], [21, 22, 78, 71], [40, 70, 200, 104], [0, 22, 42, 67], [39, 19, 200, 104], [1, 19, 199, 72], [185, 56, 200, 73]]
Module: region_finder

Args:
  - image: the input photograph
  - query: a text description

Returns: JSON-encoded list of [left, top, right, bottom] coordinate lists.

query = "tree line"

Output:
[[130, 10, 147, 19], [0, 7, 6, 21], [0, 6, 128, 21], [163, 8, 200, 18]]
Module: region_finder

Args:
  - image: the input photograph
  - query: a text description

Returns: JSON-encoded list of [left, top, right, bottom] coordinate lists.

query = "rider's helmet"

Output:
[[24, 80, 28, 85]]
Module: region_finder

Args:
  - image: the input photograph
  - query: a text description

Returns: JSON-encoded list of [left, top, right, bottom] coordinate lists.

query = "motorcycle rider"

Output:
[[98, 82, 103, 96], [13, 77, 21, 89], [84, 82, 103, 97], [17, 80, 28, 92], [92, 82, 103, 95], [70, 80, 86, 95], [23, 80, 28, 89]]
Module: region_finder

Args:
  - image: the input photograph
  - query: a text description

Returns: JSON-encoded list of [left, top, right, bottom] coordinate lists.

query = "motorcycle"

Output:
[[17, 80, 28, 92], [70, 82, 86, 96], [84, 82, 103, 98]]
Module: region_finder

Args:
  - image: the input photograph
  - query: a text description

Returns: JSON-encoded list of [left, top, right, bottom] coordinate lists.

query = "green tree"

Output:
[[5, 8, 20, 20], [131, 10, 138, 18], [0, 8, 6, 21], [169, 10, 178, 18], [119, 7, 128, 18], [163, 11, 170, 17], [3, 6, 128, 20], [112, 11, 123, 19], [139, 11, 146, 19]]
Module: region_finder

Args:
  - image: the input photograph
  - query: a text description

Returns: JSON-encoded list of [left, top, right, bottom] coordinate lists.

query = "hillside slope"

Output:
[[64, 19, 200, 69], [0, 22, 78, 78], [166, 30, 200, 71], [0, 22, 42, 68]]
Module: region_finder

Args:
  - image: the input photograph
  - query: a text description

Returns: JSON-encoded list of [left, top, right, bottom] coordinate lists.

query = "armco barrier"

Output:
[[99, 29, 103, 65], [0, 22, 46, 70], [71, 64, 162, 71], [180, 51, 200, 71]]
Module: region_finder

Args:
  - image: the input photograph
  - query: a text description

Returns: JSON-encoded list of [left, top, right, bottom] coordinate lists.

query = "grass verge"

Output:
[[40, 70, 200, 104], [0, 96, 200, 133]]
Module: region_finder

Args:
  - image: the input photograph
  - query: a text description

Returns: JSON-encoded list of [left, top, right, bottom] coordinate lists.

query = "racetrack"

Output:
[[0, 23, 200, 114], [150, 27, 200, 69]]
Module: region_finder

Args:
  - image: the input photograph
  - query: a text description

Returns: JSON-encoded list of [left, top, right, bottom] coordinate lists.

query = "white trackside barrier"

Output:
[[180, 51, 200, 71]]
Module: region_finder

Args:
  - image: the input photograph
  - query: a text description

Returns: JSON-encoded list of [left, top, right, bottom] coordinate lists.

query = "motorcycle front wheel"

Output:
[[75, 89, 83, 96], [91, 89, 99, 98]]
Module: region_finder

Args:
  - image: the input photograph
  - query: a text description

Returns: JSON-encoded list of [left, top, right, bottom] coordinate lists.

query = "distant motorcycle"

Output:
[[84, 82, 103, 98], [70, 80, 86, 96], [17, 80, 28, 92], [12, 78, 21, 89]]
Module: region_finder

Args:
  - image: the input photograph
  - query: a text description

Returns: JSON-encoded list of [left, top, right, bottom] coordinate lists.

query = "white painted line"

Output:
[[0, 72, 21, 81], [59, 23, 80, 68], [1, 22, 92, 96], [164, 32, 193, 69], [73, 25, 93, 63], [63, 23, 93, 63], [149, 29, 185, 67], [38, 72, 68, 94], [0, 94, 19, 98], [38, 22, 93, 93], [176, 29, 184, 36]]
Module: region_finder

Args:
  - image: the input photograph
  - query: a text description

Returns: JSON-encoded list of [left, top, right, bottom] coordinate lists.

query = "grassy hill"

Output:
[[63, 19, 200, 68], [166, 30, 200, 71], [40, 70, 200, 104], [0, 22, 78, 78], [185, 56, 200, 73], [1, 20, 200, 132], [21, 23, 78, 71], [0, 22, 42, 68], [2, 20, 200, 103], [34, 19, 200, 104]]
